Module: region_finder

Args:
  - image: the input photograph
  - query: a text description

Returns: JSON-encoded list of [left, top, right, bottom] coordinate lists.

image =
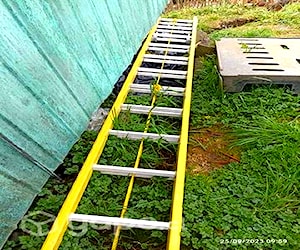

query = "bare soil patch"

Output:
[[187, 125, 240, 174], [216, 17, 257, 30]]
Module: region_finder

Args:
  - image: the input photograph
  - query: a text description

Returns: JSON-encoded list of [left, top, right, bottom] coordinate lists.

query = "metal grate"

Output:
[[216, 38, 300, 93]]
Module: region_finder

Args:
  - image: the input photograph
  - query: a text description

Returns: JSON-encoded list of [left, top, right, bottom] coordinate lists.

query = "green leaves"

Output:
[[183, 60, 299, 249], [183, 171, 300, 249]]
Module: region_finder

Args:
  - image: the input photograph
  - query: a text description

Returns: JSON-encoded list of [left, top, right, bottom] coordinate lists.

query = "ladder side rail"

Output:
[[41, 19, 161, 250], [167, 16, 198, 250]]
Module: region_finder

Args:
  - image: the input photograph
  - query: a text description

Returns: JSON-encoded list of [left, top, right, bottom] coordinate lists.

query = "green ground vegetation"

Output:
[[166, 3, 300, 39], [182, 56, 300, 250], [3, 3, 300, 250]]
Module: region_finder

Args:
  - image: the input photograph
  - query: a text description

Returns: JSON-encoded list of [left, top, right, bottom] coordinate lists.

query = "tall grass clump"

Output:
[[232, 118, 300, 149]]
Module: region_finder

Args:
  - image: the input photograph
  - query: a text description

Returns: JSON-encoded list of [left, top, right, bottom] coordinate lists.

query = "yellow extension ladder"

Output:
[[42, 16, 198, 250]]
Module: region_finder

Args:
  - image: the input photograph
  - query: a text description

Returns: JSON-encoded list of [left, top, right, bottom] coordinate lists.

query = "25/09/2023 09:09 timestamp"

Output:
[[220, 238, 288, 245]]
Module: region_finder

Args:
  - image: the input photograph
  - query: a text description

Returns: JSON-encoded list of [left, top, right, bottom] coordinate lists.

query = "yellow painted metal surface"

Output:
[[41, 20, 160, 250], [167, 16, 198, 250]]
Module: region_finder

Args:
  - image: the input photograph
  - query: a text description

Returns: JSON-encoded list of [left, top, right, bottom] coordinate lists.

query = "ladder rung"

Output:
[[143, 58, 188, 66], [157, 25, 193, 31], [155, 33, 190, 39], [159, 22, 193, 27], [148, 47, 188, 53], [129, 88, 184, 96], [69, 214, 170, 230], [149, 43, 190, 49], [156, 29, 192, 35], [93, 164, 176, 178], [144, 54, 188, 61], [130, 84, 185, 96], [138, 67, 187, 75], [130, 84, 185, 92], [137, 72, 186, 79], [160, 18, 194, 23], [109, 130, 180, 143], [155, 37, 190, 44], [121, 104, 182, 117]]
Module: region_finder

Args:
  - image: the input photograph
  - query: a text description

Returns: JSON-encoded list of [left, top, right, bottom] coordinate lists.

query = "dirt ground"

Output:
[[187, 125, 240, 174]]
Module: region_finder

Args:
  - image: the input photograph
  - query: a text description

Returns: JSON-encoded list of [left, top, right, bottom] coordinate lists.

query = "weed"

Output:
[[164, 3, 300, 37], [190, 55, 299, 128], [126, 92, 183, 108], [2, 131, 98, 250], [113, 112, 148, 132], [113, 112, 181, 135], [181, 41, 300, 250], [182, 117, 300, 249], [232, 118, 300, 149]]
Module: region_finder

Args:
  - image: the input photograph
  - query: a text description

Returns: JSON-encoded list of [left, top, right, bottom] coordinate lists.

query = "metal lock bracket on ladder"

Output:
[[42, 16, 198, 250]]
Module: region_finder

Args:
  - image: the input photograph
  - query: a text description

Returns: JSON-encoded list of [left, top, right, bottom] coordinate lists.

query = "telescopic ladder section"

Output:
[[42, 16, 198, 250]]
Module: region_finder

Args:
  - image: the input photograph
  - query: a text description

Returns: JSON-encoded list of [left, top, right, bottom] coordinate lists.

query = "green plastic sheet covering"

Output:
[[0, 0, 168, 247]]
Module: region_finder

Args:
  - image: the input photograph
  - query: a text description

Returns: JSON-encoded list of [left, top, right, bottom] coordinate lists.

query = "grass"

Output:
[[164, 3, 300, 38], [3, 2, 300, 250], [190, 56, 299, 128], [169, 4, 300, 249], [126, 92, 183, 107], [180, 53, 299, 248], [232, 118, 300, 148], [113, 112, 181, 135]]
